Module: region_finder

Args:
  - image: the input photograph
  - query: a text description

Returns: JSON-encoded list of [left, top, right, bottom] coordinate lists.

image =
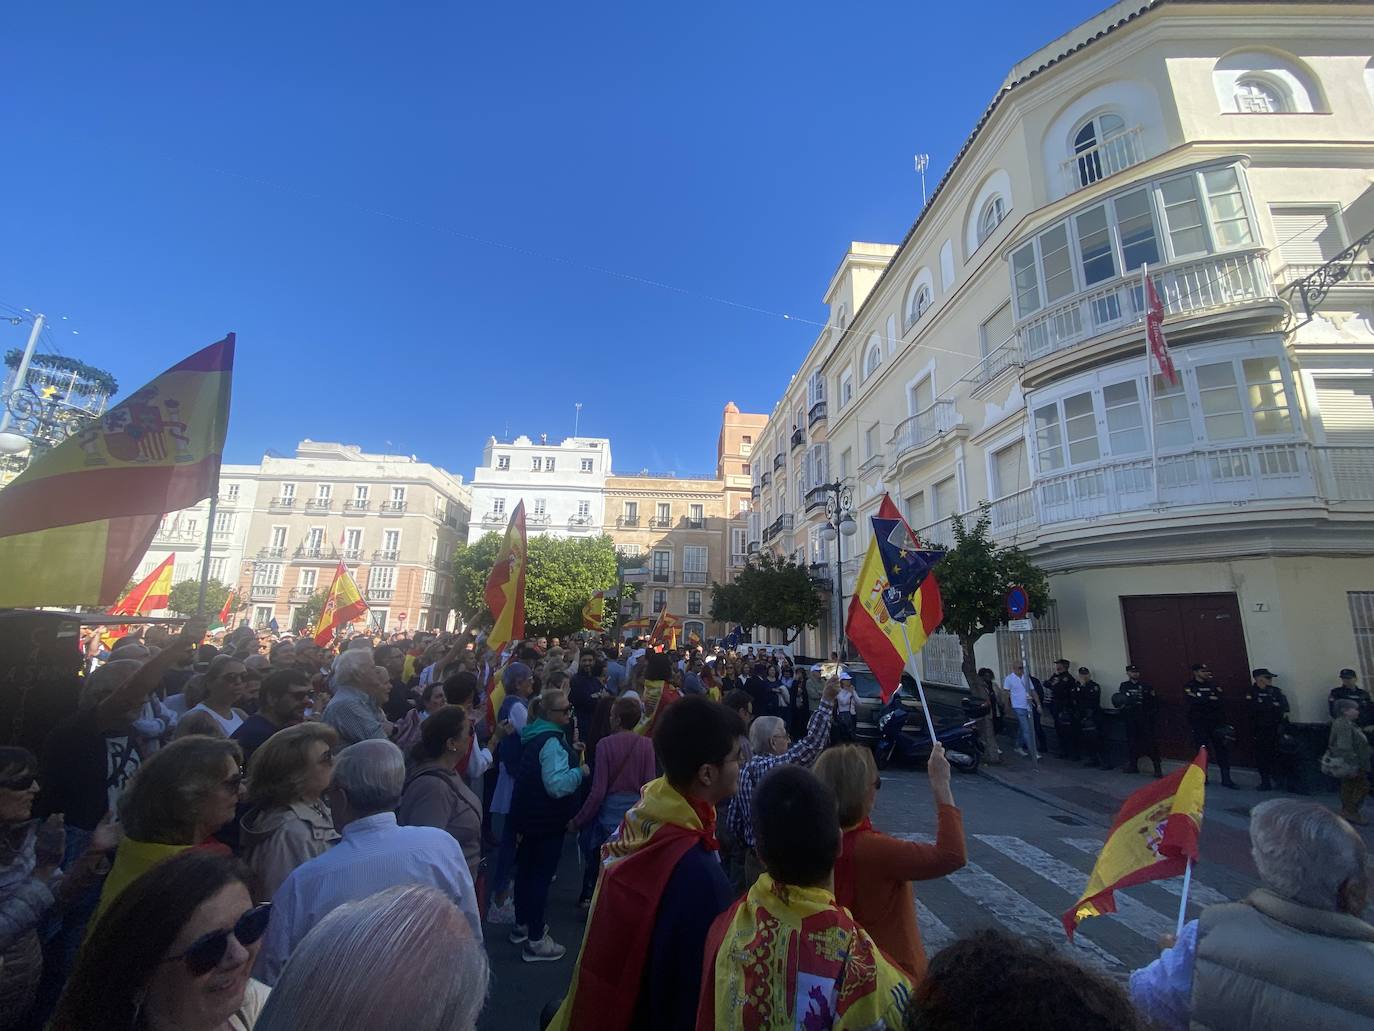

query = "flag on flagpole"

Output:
[[846, 495, 944, 700], [214, 587, 239, 629], [582, 591, 606, 632], [110, 554, 176, 616], [648, 607, 680, 647], [485, 502, 528, 653], [1063, 747, 1208, 938], [0, 336, 234, 607], [312, 562, 369, 646], [1144, 266, 1179, 386]]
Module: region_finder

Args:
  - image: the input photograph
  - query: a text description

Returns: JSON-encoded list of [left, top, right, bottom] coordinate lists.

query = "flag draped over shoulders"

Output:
[[697, 873, 912, 1031], [0, 336, 234, 607], [549, 778, 714, 1031]]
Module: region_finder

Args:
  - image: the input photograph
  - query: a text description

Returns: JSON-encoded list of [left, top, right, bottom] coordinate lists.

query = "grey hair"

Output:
[[331, 739, 405, 814], [1250, 798, 1368, 910], [79, 659, 145, 710], [332, 648, 376, 689], [254, 884, 488, 1031], [1335, 699, 1359, 717], [749, 715, 786, 756]]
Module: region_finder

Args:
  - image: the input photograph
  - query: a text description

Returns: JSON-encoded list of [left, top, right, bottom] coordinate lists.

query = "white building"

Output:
[[467, 435, 612, 542]]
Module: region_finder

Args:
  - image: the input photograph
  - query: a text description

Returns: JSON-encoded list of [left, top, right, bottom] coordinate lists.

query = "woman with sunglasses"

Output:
[[186, 656, 251, 737], [240, 723, 341, 899], [812, 742, 966, 984], [92, 736, 244, 923], [52, 851, 271, 1030]]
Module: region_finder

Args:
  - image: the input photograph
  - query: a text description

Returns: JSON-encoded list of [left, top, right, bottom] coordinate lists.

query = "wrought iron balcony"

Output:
[[567, 514, 594, 528], [762, 513, 794, 542], [790, 428, 805, 450], [808, 400, 828, 427], [526, 512, 551, 526], [1284, 227, 1374, 325], [341, 548, 363, 561], [616, 515, 640, 528], [306, 498, 332, 511], [751, 485, 760, 499], [773, 453, 786, 471], [292, 545, 340, 563], [366, 588, 394, 603], [257, 546, 286, 559], [289, 587, 317, 601], [963, 336, 1021, 389], [268, 496, 296, 511], [804, 486, 829, 513], [682, 571, 708, 585], [372, 549, 400, 563], [380, 500, 407, 515], [648, 517, 673, 529], [249, 585, 279, 602], [344, 499, 371, 513], [686, 518, 704, 529], [761, 472, 771, 488]]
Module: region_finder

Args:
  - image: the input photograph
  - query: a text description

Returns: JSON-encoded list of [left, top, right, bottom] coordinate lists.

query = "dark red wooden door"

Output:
[[1121, 593, 1252, 762]]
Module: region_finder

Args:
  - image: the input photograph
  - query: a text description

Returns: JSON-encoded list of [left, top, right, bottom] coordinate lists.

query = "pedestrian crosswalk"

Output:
[[894, 832, 1242, 973]]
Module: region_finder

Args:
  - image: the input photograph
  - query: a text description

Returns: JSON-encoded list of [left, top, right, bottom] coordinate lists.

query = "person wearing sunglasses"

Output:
[[186, 655, 251, 737], [92, 737, 244, 924], [52, 851, 271, 1030]]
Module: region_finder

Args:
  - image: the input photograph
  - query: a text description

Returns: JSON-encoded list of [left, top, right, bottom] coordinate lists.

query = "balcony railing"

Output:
[[567, 514, 594, 528], [747, 540, 760, 554], [268, 497, 295, 511], [381, 501, 407, 515], [293, 546, 340, 562], [258, 546, 286, 559], [648, 517, 673, 529], [762, 513, 794, 542], [683, 571, 708, 584], [1018, 250, 1274, 364], [481, 511, 507, 525], [154, 529, 202, 545], [1319, 446, 1374, 502], [1282, 227, 1374, 325], [616, 515, 640, 528], [730, 552, 748, 568], [858, 452, 885, 475], [751, 485, 760, 499], [306, 498, 332, 511], [773, 453, 786, 471], [249, 585, 279, 602], [651, 570, 673, 584], [964, 336, 1021, 388], [808, 400, 828, 427], [761, 472, 772, 487], [915, 516, 956, 548], [366, 588, 394, 603], [289, 587, 317, 601], [344, 499, 371, 513], [372, 549, 400, 563], [341, 548, 363, 561], [790, 428, 806, 450], [526, 512, 551, 527], [804, 486, 829, 513], [890, 400, 960, 461], [988, 488, 1037, 535], [1060, 126, 1145, 195]]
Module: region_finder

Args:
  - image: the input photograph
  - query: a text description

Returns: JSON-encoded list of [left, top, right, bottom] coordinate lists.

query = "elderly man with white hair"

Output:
[[322, 647, 392, 747], [1130, 798, 1374, 1030], [254, 739, 481, 986]]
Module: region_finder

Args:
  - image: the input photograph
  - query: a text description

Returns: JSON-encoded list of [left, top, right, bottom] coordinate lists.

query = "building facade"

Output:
[[751, 0, 1374, 744], [136, 464, 263, 593], [466, 435, 611, 543]]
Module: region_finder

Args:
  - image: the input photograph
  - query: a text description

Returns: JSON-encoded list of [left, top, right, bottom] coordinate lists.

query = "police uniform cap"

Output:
[[1125, 664, 1140, 673], [1077, 666, 1090, 675], [1339, 668, 1357, 679], [1054, 658, 1069, 667], [1190, 662, 1210, 672], [1252, 668, 1277, 679]]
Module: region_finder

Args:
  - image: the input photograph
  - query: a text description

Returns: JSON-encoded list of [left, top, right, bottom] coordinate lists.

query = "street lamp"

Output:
[[818, 483, 856, 659]]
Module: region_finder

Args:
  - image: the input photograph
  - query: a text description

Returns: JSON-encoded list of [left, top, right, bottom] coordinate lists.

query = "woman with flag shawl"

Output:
[[698, 765, 912, 1030], [549, 696, 744, 1031]]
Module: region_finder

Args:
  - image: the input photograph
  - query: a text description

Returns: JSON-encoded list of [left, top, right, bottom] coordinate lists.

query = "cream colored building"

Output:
[[237, 440, 470, 633], [751, 0, 1374, 756], [137, 463, 263, 595]]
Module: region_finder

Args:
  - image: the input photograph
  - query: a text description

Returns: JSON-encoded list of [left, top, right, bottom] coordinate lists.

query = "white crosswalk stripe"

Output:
[[1061, 838, 1232, 908], [913, 899, 956, 956]]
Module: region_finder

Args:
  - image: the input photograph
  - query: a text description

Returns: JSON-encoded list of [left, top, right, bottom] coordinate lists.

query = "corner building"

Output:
[[751, 0, 1374, 757]]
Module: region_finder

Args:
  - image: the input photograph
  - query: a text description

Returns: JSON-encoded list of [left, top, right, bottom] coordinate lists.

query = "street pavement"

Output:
[[477, 747, 1366, 1030]]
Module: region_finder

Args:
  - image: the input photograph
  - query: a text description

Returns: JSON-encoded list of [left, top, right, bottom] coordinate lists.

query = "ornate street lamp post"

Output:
[[818, 483, 856, 659]]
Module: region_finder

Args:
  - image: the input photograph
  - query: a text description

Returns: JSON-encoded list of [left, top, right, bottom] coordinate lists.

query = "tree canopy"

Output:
[[452, 533, 618, 637], [709, 553, 824, 644], [291, 591, 328, 632], [167, 578, 234, 618], [932, 503, 1051, 689]]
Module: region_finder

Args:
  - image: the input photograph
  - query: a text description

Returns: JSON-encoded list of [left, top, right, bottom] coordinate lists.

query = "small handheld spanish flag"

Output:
[[1063, 747, 1207, 938], [582, 591, 606, 632]]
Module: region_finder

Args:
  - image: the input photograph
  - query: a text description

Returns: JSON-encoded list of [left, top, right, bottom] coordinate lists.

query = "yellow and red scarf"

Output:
[[697, 873, 912, 1031], [549, 777, 716, 1031]]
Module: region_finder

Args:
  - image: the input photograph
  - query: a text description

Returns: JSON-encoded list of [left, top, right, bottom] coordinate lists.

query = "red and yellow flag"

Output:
[[582, 591, 606, 632], [649, 606, 680, 646], [214, 587, 239, 629], [312, 562, 368, 646], [111, 554, 176, 616], [484, 501, 527, 653], [1063, 747, 1208, 938], [0, 337, 234, 607]]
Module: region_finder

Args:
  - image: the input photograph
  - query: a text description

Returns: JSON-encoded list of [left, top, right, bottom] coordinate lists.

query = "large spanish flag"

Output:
[[1063, 747, 1208, 938], [312, 562, 368, 646], [484, 501, 527, 653], [0, 336, 234, 607], [845, 495, 943, 701], [582, 590, 606, 632]]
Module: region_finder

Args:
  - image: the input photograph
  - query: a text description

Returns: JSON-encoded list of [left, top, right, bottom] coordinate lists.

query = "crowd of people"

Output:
[[1, 619, 1370, 1030]]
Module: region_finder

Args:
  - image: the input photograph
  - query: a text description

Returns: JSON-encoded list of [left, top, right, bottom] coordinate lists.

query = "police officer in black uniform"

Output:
[[1115, 664, 1162, 778], [1072, 666, 1110, 769], [1329, 668, 1374, 736], [1184, 662, 1236, 788], [1045, 659, 1077, 760], [1245, 667, 1290, 791]]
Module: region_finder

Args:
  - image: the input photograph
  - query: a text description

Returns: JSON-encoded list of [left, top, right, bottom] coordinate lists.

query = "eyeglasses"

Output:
[[164, 904, 272, 976]]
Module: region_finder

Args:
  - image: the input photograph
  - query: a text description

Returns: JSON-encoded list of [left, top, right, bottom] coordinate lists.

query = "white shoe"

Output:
[[508, 923, 529, 945], [522, 932, 567, 963], [488, 899, 516, 925], [1018, 748, 1029, 757]]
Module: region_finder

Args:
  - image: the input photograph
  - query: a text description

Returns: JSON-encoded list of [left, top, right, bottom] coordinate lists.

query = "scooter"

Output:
[[872, 691, 983, 772]]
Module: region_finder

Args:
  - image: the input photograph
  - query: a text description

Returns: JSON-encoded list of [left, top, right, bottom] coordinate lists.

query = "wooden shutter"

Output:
[[1315, 377, 1374, 445]]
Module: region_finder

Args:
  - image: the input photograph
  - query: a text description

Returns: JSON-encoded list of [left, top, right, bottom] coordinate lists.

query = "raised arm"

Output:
[[100, 616, 207, 722]]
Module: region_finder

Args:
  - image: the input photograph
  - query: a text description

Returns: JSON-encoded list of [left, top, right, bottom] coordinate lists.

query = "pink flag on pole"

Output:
[[1144, 268, 1179, 386]]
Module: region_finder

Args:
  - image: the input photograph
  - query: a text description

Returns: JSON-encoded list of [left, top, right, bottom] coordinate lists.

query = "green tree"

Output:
[[709, 553, 824, 644], [451, 533, 618, 638], [292, 591, 328, 632], [934, 503, 1051, 690], [167, 578, 234, 617]]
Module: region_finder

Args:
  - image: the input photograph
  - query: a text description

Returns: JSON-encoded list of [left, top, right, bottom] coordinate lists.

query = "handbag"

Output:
[[1320, 750, 1358, 780]]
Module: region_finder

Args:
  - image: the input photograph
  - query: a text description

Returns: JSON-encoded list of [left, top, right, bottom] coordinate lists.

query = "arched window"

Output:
[[1234, 76, 1290, 113], [977, 195, 1007, 244], [909, 284, 932, 326], [1073, 113, 1128, 187], [863, 336, 882, 380], [834, 303, 849, 330]]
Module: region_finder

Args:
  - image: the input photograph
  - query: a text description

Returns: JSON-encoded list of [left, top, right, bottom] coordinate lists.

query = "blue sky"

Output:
[[1, 1, 1103, 480]]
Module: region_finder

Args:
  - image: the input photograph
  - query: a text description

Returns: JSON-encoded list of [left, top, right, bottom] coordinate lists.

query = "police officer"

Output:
[[1245, 668, 1290, 792], [1115, 664, 1162, 778], [1328, 668, 1374, 735], [1184, 662, 1236, 788], [1072, 666, 1110, 769], [1046, 659, 1077, 760]]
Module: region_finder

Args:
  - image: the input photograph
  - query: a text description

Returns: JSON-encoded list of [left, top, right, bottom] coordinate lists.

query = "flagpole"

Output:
[[196, 490, 219, 616], [898, 620, 940, 744], [1174, 859, 1193, 939], [1143, 262, 1161, 507]]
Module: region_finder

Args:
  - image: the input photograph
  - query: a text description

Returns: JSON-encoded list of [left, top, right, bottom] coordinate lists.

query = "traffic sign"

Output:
[[1006, 585, 1029, 618], [1007, 617, 1033, 632]]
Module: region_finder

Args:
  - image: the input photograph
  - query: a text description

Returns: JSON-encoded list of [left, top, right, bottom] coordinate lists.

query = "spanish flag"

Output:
[[111, 554, 176, 616], [311, 562, 368, 646], [845, 495, 943, 701], [582, 590, 606, 632], [1063, 748, 1208, 938], [485, 501, 527, 653], [214, 587, 239, 630], [649, 607, 680, 646], [0, 337, 234, 607]]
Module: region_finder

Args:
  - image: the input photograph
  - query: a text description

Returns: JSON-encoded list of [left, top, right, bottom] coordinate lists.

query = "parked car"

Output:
[[849, 663, 981, 772]]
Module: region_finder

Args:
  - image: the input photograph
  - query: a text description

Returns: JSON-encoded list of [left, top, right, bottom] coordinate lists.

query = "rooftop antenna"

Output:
[[914, 153, 929, 208], [574, 401, 583, 437]]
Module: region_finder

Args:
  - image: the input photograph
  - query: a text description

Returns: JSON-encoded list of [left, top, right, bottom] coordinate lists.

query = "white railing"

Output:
[[1277, 261, 1374, 287], [916, 515, 955, 547], [1060, 126, 1145, 194], [890, 400, 960, 460], [965, 337, 1021, 388], [1318, 446, 1374, 502], [1018, 251, 1274, 363], [920, 630, 966, 687], [1034, 441, 1317, 525], [859, 452, 885, 475], [988, 488, 1036, 534]]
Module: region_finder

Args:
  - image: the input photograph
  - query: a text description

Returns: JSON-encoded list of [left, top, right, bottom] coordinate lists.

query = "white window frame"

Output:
[[1234, 75, 1291, 113], [496, 455, 510, 470], [985, 426, 1032, 500], [580, 458, 594, 473], [546, 457, 557, 472], [904, 272, 934, 330], [391, 486, 407, 503], [280, 482, 296, 500], [531, 456, 542, 471], [382, 528, 401, 552], [862, 333, 882, 381], [977, 195, 1007, 245], [838, 370, 854, 409], [492, 497, 506, 516], [532, 498, 547, 516], [577, 499, 591, 518]]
